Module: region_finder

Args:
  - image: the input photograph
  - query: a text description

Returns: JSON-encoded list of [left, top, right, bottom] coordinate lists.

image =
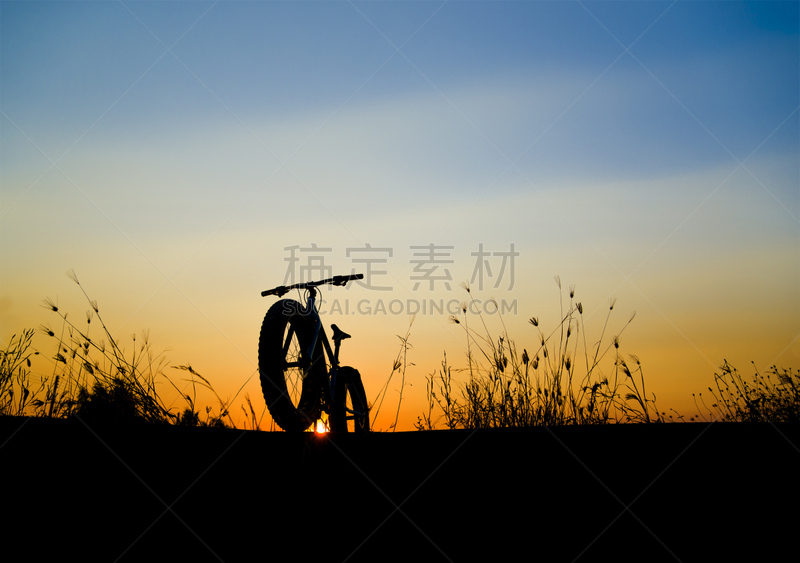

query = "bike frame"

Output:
[[294, 286, 343, 416]]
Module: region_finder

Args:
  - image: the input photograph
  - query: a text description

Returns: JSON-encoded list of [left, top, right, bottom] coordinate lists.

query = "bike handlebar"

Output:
[[261, 273, 364, 297]]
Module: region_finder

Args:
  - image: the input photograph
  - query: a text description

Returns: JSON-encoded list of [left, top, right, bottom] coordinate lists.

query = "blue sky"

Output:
[[2, 1, 798, 428]]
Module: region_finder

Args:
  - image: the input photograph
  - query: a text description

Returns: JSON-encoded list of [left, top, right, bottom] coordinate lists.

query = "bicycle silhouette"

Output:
[[259, 274, 369, 432]]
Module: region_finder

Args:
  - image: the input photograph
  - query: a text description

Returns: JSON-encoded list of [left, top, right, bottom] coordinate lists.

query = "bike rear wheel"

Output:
[[258, 299, 326, 432], [330, 366, 370, 432]]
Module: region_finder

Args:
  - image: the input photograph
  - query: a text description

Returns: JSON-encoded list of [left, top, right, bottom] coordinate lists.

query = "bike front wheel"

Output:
[[258, 299, 327, 432], [330, 366, 370, 432]]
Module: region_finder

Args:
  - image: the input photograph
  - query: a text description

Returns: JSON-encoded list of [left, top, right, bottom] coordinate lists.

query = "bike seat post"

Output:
[[332, 340, 341, 367], [330, 324, 350, 368]]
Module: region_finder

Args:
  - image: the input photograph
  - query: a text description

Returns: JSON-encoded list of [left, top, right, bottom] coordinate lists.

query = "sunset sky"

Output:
[[2, 1, 798, 430]]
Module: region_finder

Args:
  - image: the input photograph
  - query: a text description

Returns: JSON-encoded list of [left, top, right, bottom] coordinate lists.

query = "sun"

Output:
[[314, 419, 329, 434]]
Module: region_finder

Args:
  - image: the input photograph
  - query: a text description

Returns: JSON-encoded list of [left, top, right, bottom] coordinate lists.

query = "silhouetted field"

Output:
[[2, 417, 797, 562]]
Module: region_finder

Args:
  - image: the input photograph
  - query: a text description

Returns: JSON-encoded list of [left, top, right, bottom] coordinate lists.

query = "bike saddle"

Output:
[[331, 324, 351, 344]]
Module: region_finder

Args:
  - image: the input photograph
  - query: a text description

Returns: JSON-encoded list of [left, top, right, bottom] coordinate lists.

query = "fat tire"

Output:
[[258, 299, 326, 432], [330, 366, 370, 433]]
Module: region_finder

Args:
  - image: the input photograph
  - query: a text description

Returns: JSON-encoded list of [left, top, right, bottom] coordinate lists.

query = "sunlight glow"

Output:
[[315, 420, 329, 434]]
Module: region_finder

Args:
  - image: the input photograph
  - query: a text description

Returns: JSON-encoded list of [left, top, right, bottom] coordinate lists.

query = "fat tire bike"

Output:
[[259, 273, 370, 432]]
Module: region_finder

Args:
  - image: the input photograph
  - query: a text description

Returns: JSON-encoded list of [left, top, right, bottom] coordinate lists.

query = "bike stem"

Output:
[[304, 286, 340, 363], [304, 288, 322, 362]]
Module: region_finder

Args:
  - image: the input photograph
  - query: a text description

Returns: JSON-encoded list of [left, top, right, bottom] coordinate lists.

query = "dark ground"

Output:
[[2, 417, 798, 562]]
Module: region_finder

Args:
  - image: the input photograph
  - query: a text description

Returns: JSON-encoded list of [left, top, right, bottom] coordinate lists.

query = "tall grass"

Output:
[[700, 360, 800, 423], [1, 270, 231, 427], [0, 329, 39, 416], [416, 278, 663, 429], [170, 364, 235, 427], [370, 317, 414, 431]]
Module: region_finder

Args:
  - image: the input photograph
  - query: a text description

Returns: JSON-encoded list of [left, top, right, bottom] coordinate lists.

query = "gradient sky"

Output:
[[2, 0, 798, 430]]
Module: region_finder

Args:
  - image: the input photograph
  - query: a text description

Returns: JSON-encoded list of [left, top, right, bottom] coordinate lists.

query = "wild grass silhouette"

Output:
[[697, 360, 800, 423], [416, 277, 663, 429], [1, 270, 231, 427], [0, 329, 38, 416], [4, 272, 800, 430], [370, 316, 414, 431]]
